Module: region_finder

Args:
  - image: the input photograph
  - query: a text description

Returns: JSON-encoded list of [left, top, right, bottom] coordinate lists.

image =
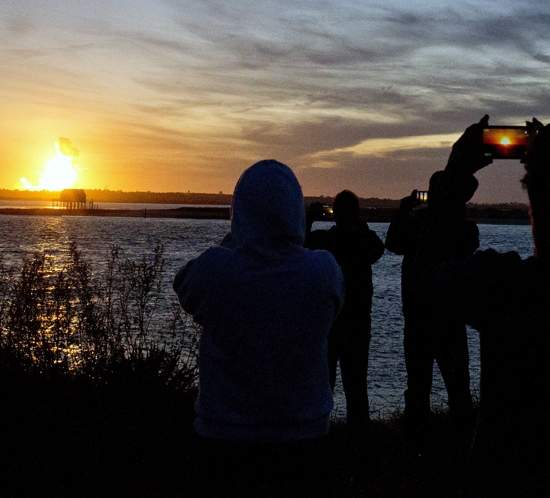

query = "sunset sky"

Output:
[[1, 0, 549, 202]]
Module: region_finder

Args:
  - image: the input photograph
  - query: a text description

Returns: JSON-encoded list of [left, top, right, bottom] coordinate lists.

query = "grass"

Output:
[[0, 244, 475, 497], [329, 411, 476, 498]]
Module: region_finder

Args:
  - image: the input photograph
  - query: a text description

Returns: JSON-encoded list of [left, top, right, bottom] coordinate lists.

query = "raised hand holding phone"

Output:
[[446, 115, 493, 176], [400, 190, 420, 212]]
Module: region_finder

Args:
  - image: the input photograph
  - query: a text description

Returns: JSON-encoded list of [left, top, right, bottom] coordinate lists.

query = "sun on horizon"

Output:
[[20, 138, 79, 191]]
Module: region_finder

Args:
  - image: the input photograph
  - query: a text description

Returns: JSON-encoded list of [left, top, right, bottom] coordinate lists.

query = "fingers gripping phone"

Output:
[[483, 126, 529, 160]]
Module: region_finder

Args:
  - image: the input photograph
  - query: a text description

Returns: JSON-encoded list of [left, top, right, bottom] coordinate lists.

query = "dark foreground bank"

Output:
[[1, 372, 475, 498]]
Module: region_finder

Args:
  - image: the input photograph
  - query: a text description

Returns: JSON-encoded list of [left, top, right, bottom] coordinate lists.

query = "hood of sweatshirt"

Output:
[[231, 160, 305, 256]]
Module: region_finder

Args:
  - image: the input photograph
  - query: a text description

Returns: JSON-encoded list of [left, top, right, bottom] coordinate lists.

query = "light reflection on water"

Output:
[[0, 214, 534, 417]]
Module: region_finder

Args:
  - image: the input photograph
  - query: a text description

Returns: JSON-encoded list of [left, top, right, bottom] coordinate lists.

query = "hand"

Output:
[[399, 190, 419, 212], [446, 115, 493, 176], [306, 202, 325, 225], [523, 117, 548, 166]]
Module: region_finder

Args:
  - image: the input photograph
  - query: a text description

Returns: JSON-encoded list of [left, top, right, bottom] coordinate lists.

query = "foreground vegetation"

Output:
[[0, 245, 475, 497], [0, 244, 198, 497]]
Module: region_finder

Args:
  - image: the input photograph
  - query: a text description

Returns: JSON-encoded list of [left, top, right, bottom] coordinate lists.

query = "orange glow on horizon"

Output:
[[20, 140, 79, 191]]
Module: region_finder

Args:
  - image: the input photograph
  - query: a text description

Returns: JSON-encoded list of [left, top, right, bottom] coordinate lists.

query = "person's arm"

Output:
[[361, 227, 385, 265], [446, 114, 493, 177], [432, 117, 524, 328], [322, 252, 346, 319], [173, 259, 200, 314], [305, 202, 328, 249], [173, 254, 212, 326], [461, 222, 480, 257], [384, 191, 418, 255]]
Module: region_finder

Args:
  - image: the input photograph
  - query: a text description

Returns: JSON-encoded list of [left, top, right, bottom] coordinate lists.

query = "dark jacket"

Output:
[[306, 223, 384, 321], [385, 207, 479, 318], [174, 160, 344, 441]]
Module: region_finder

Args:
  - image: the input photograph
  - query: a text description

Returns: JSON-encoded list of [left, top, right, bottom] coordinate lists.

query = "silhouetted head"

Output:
[[333, 190, 360, 228], [522, 127, 550, 258], [231, 159, 305, 256], [428, 170, 478, 212]]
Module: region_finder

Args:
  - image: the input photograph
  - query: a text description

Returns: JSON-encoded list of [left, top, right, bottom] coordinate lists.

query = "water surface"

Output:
[[0, 214, 533, 417]]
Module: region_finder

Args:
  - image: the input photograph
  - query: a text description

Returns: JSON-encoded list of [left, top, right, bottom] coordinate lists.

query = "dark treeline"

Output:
[[0, 188, 232, 205], [0, 188, 398, 206], [0, 189, 530, 223]]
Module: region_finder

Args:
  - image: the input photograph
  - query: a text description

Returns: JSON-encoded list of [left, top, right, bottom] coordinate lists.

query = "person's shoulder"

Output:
[[521, 256, 550, 284], [302, 248, 342, 281], [470, 248, 523, 268], [198, 245, 233, 262], [173, 246, 234, 299], [303, 249, 344, 298], [306, 228, 331, 249], [464, 218, 478, 230], [303, 247, 338, 267], [466, 249, 524, 289], [359, 222, 381, 237], [187, 246, 235, 277]]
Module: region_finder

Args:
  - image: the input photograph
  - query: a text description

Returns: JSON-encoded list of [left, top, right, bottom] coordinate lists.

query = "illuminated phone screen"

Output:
[[416, 191, 428, 203], [483, 126, 528, 159]]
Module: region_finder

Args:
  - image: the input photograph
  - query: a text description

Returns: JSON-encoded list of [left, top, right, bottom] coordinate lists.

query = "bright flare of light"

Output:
[[500, 136, 511, 146], [39, 152, 77, 190], [20, 142, 78, 191]]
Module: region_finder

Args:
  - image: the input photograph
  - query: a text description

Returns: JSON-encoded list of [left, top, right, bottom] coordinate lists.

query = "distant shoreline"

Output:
[[0, 206, 530, 225], [0, 206, 230, 220]]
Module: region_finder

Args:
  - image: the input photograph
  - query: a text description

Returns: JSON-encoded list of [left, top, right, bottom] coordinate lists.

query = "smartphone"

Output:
[[321, 204, 334, 219], [416, 191, 429, 203], [483, 126, 528, 160]]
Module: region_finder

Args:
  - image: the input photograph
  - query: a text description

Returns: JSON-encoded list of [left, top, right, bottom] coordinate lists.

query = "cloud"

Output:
[[58, 137, 79, 158], [2, 0, 549, 201], [3, 15, 34, 36]]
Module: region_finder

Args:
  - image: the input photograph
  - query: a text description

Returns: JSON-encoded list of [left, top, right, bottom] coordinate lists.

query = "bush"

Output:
[[0, 243, 199, 497], [0, 242, 198, 385]]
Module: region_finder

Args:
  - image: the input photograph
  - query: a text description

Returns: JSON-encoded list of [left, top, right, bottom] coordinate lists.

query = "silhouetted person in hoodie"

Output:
[[174, 160, 344, 498], [385, 171, 477, 436], [436, 116, 549, 497], [306, 190, 384, 431]]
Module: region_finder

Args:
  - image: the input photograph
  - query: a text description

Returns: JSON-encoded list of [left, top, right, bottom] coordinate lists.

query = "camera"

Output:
[[321, 204, 334, 219], [307, 202, 334, 222], [483, 126, 528, 160]]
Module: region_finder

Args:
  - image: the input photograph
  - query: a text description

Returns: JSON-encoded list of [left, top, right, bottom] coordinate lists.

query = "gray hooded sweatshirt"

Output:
[[174, 160, 344, 441]]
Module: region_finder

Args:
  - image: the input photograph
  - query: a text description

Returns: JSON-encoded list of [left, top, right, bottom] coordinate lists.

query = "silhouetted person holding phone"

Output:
[[385, 171, 477, 438], [174, 160, 344, 498], [436, 116, 549, 497], [306, 190, 384, 432]]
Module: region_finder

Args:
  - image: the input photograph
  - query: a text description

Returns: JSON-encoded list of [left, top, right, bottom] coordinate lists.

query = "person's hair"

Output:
[[333, 190, 360, 219]]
